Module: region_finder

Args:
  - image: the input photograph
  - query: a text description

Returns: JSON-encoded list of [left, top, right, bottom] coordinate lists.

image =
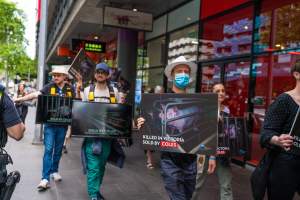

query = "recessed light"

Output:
[[133, 8, 138, 12]]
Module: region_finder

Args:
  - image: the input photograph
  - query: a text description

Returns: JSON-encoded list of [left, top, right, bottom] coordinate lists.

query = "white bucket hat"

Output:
[[164, 56, 197, 81], [49, 65, 70, 75]]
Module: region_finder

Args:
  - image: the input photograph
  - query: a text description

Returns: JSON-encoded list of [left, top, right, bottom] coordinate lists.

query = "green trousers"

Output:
[[85, 139, 112, 198]]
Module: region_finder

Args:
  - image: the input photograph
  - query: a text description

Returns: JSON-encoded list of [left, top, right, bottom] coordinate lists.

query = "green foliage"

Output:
[[0, 0, 36, 78]]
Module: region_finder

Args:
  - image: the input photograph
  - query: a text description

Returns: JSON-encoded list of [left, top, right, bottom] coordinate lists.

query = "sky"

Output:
[[11, 0, 37, 59]]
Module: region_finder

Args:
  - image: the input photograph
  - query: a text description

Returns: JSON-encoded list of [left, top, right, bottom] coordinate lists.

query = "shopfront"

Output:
[[140, 0, 300, 165]]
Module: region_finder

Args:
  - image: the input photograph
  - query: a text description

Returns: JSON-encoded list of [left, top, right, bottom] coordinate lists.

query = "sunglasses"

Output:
[[96, 70, 108, 75]]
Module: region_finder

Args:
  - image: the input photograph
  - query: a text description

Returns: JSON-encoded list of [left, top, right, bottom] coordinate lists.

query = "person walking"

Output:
[[260, 60, 300, 200], [137, 56, 216, 200], [192, 83, 233, 200], [80, 62, 125, 200], [14, 83, 29, 123], [14, 66, 75, 191]]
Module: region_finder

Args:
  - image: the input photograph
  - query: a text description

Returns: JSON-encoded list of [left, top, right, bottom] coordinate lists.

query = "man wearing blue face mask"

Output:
[[137, 56, 216, 200]]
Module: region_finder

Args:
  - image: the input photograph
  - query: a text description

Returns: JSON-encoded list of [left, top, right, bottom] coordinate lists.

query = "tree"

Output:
[[0, 0, 36, 83]]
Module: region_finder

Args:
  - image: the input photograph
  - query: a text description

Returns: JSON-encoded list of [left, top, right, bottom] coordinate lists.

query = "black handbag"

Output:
[[250, 150, 277, 200]]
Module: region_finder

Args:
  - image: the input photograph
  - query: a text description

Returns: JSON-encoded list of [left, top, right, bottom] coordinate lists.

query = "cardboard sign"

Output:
[[140, 93, 218, 155], [218, 117, 249, 156], [289, 106, 300, 155], [71, 101, 132, 138], [35, 95, 73, 125], [69, 48, 95, 87]]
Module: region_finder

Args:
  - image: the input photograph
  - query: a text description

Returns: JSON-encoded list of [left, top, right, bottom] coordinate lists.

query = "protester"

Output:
[[14, 65, 75, 191], [79, 62, 125, 200], [259, 60, 300, 200], [137, 56, 216, 200], [192, 83, 233, 200]]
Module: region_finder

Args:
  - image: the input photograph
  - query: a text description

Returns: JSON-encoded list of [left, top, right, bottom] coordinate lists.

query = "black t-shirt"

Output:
[[40, 82, 75, 97], [0, 86, 22, 128]]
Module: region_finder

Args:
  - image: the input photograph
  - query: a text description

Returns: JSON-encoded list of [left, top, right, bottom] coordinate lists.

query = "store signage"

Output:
[[72, 39, 106, 53], [140, 93, 218, 155], [104, 6, 153, 31]]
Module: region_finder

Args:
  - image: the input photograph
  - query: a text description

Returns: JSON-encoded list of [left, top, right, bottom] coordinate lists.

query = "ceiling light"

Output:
[[133, 8, 138, 12], [244, 26, 248, 30], [94, 36, 99, 40], [275, 44, 281, 47], [187, 17, 192, 21]]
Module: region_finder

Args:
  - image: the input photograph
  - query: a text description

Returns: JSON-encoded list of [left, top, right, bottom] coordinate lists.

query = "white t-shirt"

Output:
[[82, 85, 119, 103]]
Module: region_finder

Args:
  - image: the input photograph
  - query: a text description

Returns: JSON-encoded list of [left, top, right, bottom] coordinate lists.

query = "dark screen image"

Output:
[[35, 95, 73, 125], [69, 48, 95, 87], [71, 101, 132, 138], [218, 117, 249, 156], [141, 93, 218, 155]]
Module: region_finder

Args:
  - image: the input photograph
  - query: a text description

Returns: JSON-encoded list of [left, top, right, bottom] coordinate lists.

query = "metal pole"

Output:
[[33, 0, 48, 145]]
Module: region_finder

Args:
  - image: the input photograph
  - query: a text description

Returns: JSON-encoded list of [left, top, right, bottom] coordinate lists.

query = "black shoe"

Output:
[[63, 145, 68, 154], [97, 193, 105, 200]]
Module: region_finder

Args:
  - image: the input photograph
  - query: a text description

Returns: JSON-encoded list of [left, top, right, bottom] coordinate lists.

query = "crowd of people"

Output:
[[0, 56, 299, 200]]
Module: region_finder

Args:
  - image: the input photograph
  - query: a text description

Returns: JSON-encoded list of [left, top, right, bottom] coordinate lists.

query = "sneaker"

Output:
[[51, 172, 62, 182], [37, 179, 50, 191]]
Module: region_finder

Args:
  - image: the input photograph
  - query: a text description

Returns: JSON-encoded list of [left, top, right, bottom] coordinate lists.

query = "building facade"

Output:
[[140, 0, 300, 165]]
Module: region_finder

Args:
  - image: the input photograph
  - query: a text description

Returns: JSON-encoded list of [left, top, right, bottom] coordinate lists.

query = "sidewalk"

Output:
[[5, 107, 258, 200]]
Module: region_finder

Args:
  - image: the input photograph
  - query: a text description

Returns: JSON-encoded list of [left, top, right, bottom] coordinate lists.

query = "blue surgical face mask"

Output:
[[174, 73, 190, 89]]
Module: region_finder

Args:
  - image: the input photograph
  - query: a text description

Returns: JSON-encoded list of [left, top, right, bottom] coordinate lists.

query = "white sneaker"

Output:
[[51, 172, 62, 182], [37, 179, 50, 191]]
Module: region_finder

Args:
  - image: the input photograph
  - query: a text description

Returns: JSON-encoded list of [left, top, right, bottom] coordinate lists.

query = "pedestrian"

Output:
[[137, 56, 217, 200], [14, 65, 75, 191], [14, 83, 29, 123], [259, 60, 300, 200], [192, 83, 233, 200], [79, 62, 125, 200]]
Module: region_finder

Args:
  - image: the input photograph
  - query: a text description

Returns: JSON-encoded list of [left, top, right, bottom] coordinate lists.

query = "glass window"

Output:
[[146, 37, 166, 67], [145, 15, 167, 40], [201, 64, 222, 92], [142, 67, 164, 90], [168, 25, 198, 64], [224, 61, 250, 117], [167, 0, 200, 32], [254, 0, 300, 53], [199, 6, 253, 61]]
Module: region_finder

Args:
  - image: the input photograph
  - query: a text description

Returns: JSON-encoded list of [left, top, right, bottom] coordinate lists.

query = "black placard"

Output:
[[71, 101, 132, 138], [140, 93, 218, 155], [35, 95, 73, 125], [289, 107, 300, 155], [69, 48, 95, 87], [218, 117, 249, 156]]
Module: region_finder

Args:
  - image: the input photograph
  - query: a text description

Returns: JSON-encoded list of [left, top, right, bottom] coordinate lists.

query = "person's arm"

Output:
[[6, 123, 25, 141], [14, 91, 41, 102]]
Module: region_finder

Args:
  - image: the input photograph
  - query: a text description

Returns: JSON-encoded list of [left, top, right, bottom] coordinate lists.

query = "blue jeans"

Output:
[[161, 158, 197, 200], [42, 124, 67, 181]]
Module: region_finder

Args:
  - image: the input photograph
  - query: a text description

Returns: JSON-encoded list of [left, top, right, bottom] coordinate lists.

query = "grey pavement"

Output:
[[4, 106, 294, 200]]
